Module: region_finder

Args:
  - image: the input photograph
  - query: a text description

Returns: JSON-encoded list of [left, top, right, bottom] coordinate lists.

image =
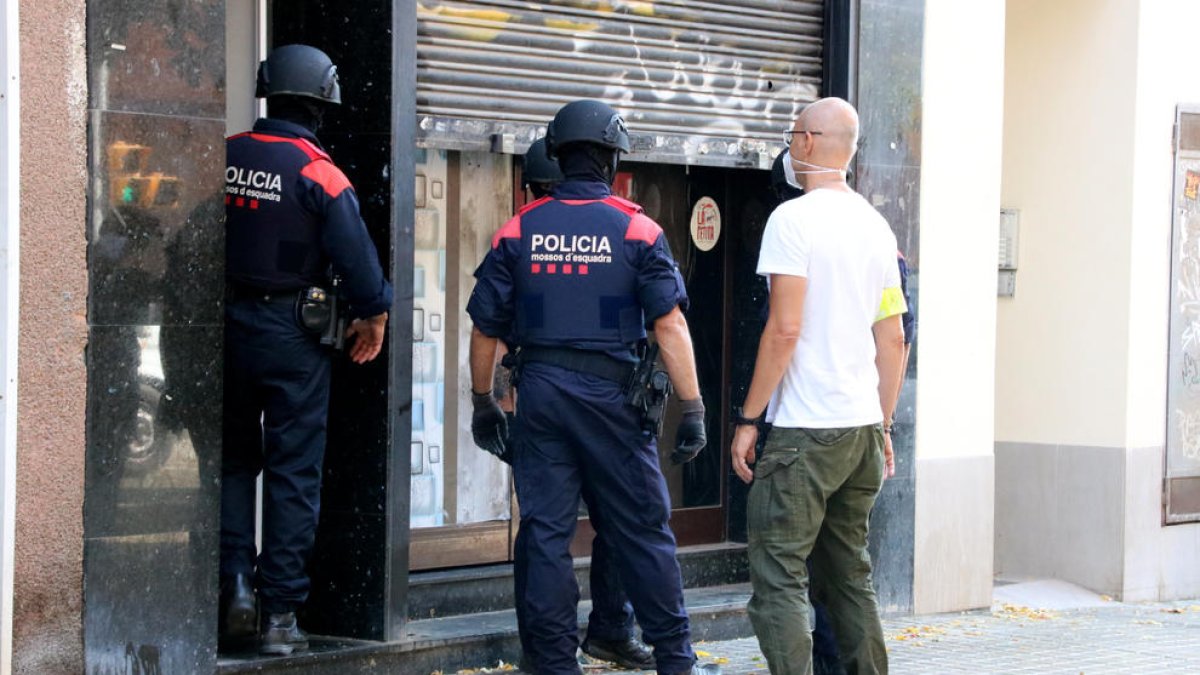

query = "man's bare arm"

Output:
[[873, 313, 905, 479], [469, 325, 500, 394], [896, 342, 911, 403], [873, 313, 905, 424], [653, 306, 701, 400]]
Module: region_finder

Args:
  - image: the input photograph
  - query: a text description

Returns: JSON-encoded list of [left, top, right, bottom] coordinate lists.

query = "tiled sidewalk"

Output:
[[457, 599, 1200, 674]]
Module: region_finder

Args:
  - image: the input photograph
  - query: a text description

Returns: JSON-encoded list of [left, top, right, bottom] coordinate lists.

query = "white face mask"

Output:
[[783, 152, 845, 189]]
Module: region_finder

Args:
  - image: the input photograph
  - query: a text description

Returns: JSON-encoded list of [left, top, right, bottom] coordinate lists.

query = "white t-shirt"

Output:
[[756, 189, 902, 428]]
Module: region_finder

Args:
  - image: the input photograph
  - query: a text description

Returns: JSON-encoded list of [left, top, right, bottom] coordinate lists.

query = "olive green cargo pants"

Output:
[[746, 425, 888, 675]]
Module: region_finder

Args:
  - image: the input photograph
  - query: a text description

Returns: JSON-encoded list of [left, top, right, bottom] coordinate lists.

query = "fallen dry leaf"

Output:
[[993, 603, 1058, 621]]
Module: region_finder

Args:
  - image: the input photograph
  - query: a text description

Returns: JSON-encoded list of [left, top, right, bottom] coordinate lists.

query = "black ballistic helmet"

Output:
[[771, 148, 804, 202], [256, 44, 342, 105], [523, 138, 565, 186], [545, 99, 631, 159]]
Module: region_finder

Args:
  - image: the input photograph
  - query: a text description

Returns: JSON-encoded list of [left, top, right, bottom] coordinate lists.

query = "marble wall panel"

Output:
[[855, 0, 925, 616], [83, 1, 225, 672], [88, 111, 225, 328], [88, 0, 226, 118]]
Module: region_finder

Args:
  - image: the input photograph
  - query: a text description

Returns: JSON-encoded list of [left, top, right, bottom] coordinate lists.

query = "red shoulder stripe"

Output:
[[492, 214, 522, 249], [517, 196, 553, 215], [625, 213, 663, 245], [227, 131, 252, 141], [247, 133, 330, 162], [603, 195, 643, 216], [300, 159, 352, 199]]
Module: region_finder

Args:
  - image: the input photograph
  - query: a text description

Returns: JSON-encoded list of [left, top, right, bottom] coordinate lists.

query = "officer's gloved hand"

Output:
[[498, 412, 516, 465], [471, 391, 509, 459], [671, 398, 707, 465]]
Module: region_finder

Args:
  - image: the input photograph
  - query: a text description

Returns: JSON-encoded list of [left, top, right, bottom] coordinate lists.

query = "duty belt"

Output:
[[518, 346, 636, 384], [225, 282, 304, 304]]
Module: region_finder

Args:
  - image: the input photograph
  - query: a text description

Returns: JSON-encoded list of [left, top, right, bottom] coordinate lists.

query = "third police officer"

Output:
[[467, 100, 719, 675]]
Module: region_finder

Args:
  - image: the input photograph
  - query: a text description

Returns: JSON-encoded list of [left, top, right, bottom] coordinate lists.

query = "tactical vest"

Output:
[[503, 196, 653, 355], [225, 131, 328, 290]]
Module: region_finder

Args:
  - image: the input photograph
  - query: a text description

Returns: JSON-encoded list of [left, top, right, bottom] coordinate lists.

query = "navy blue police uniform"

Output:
[[468, 179, 694, 674], [222, 117, 392, 615]]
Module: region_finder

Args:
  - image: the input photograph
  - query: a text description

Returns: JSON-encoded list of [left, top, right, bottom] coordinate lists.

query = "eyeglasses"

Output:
[[783, 129, 824, 145]]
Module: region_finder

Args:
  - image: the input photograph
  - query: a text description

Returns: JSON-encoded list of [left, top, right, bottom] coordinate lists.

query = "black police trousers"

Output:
[[221, 295, 331, 614], [511, 362, 695, 674]]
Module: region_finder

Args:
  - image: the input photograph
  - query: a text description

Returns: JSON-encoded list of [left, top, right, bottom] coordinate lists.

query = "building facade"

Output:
[[9, 0, 1197, 673]]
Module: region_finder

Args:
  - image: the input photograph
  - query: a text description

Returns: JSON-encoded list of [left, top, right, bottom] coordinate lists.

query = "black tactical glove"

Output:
[[671, 398, 707, 465], [499, 412, 516, 465], [471, 391, 509, 459]]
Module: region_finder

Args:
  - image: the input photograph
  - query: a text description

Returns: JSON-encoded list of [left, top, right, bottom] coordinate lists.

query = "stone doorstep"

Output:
[[407, 542, 751, 622], [216, 583, 753, 674]]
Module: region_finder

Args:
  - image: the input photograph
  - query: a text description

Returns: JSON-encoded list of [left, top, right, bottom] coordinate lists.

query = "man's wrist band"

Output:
[[733, 406, 765, 427]]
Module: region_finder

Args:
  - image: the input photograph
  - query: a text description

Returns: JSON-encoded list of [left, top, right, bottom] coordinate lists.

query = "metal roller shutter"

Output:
[[415, 0, 825, 167]]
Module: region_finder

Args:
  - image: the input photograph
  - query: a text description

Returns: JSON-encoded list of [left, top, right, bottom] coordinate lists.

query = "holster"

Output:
[[296, 278, 346, 350], [624, 343, 673, 435]]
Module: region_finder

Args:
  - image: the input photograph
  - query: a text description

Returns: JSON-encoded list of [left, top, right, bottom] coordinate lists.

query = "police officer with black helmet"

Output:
[[220, 44, 393, 656], [522, 137, 564, 198], [468, 100, 718, 675], [487, 137, 656, 672]]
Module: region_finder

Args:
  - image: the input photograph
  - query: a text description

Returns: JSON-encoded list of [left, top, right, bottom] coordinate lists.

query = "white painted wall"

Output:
[[915, 2, 1004, 463], [995, 0, 1139, 448], [0, 0, 18, 671], [994, 0, 1200, 601], [912, 0, 1005, 613], [1126, 0, 1200, 450], [1120, 0, 1200, 602], [994, 0, 1141, 595]]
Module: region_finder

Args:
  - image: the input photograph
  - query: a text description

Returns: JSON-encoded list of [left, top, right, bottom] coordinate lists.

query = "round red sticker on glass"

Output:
[[689, 196, 721, 252]]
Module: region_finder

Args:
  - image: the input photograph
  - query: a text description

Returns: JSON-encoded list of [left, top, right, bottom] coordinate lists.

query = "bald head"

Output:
[[793, 97, 859, 169]]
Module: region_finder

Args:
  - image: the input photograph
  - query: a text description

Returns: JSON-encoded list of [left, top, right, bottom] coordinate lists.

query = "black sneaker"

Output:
[[582, 637, 655, 670], [259, 612, 309, 656]]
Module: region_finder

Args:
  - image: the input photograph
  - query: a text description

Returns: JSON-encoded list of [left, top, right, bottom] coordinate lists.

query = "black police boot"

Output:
[[218, 574, 256, 645], [581, 636, 655, 670], [259, 612, 309, 656]]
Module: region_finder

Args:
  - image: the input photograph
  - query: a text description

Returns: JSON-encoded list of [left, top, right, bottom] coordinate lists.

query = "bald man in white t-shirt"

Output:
[[730, 98, 907, 675]]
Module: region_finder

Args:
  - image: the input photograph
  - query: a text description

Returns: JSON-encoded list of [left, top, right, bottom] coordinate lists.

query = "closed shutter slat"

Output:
[[416, 0, 824, 166]]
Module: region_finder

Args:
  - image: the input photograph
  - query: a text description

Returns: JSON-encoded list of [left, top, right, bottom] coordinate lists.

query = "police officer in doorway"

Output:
[[467, 100, 719, 675], [221, 44, 393, 656], [501, 137, 653, 672]]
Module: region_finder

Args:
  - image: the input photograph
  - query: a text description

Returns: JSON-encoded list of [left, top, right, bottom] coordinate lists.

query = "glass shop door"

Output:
[[408, 149, 519, 570], [409, 155, 758, 569]]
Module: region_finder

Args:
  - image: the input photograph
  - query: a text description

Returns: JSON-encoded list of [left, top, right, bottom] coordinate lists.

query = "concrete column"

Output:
[[912, 0, 1006, 614]]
